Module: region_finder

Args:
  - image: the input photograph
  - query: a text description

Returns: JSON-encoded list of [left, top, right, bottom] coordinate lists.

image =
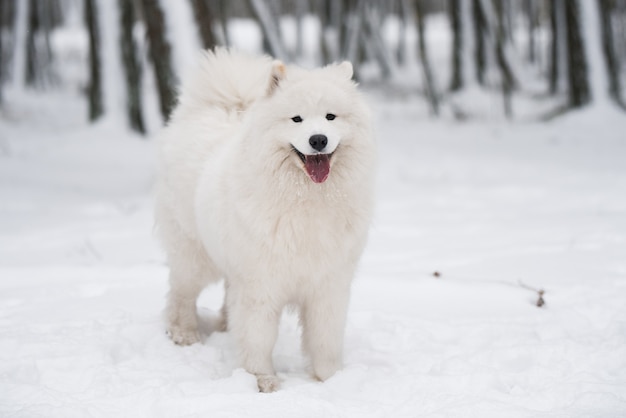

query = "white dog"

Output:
[[154, 48, 376, 392]]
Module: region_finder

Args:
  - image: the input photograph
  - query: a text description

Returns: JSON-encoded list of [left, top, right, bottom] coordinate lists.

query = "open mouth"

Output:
[[292, 146, 334, 184]]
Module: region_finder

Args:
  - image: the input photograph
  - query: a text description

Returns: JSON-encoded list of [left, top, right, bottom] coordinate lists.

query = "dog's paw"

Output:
[[256, 374, 281, 393], [312, 359, 341, 382], [166, 325, 200, 346]]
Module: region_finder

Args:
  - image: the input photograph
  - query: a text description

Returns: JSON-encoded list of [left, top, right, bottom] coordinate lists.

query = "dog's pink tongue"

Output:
[[304, 154, 331, 183]]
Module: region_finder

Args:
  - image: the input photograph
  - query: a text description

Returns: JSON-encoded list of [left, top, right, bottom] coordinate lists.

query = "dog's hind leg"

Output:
[[162, 220, 219, 346]]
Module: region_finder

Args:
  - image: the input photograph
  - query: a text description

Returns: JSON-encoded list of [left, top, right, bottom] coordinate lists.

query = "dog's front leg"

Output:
[[301, 279, 351, 382], [228, 288, 281, 392]]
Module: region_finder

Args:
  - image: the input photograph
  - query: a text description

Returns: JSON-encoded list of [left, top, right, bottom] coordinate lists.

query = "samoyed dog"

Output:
[[154, 48, 376, 392]]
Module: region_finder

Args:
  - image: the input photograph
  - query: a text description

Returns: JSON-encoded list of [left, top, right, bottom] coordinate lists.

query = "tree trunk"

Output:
[[342, 0, 361, 61], [318, 0, 344, 63], [189, 0, 216, 50], [85, 0, 103, 121], [448, 0, 463, 91], [415, 0, 439, 115], [25, 0, 39, 87], [524, 0, 536, 64], [0, 0, 13, 102], [472, 0, 487, 85], [317, 0, 332, 64], [294, 0, 307, 59], [598, 0, 622, 105], [564, 0, 590, 107], [247, 0, 289, 60], [397, 0, 410, 66], [119, 0, 145, 134], [548, 0, 560, 94], [140, 0, 177, 121], [494, 0, 513, 117], [362, 0, 393, 79], [213, 0, 230, 46]]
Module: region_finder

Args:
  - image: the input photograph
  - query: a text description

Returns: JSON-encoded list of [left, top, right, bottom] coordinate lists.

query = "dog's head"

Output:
[[246, 60, 373, 185]]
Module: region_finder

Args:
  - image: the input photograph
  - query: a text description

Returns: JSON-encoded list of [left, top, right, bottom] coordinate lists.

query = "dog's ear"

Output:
[[337, 61, 353, 80], [267, 60, 286, 96]]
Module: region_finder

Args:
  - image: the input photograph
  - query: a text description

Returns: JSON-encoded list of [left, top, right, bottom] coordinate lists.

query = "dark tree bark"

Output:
[[341, 0, 361, 60], [141, 0, 177, 121], [25, 0, 39, 86], [85, 0, 103, 121], [119, 0, 145, 134], [0, 0, 13, 102], [548, 0, 560, 94], [415, 0, 439, 115], [472, 0, 487, 85], [215, 0, 231, 46], [0, 4, 3, 103], [524, 0, 537, 63], [246, 0, 289, 60], [316, 0, 332, 64], [342, 0, 365, 78], [328, 0, 345, 62], [294, 0, 307, 58], [448, 0, 463, 91], [361, 0, 392, 79], [396, 0, 410, 66], [189, 0, 217, 50], [314, 0, 344, 63], [494, 0, 513, 117], [564, 0, 590, 107], [598, 0, 623, 105]]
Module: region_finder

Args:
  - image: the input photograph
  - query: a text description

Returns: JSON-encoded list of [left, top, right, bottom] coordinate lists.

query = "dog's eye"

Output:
[[326, 113, 336, 121], [291, 116, 303, 123]]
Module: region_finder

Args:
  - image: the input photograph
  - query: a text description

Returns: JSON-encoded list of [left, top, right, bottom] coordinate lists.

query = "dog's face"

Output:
[[251, 61, 366, 184]]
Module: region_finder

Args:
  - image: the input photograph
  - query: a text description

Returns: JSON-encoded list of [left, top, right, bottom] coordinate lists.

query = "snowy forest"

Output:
[[1, 1, 626, 417], [1, 0, 626, 130]]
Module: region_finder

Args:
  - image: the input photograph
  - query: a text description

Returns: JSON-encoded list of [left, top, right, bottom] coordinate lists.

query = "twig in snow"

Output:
[[518, 280, 546, 307]]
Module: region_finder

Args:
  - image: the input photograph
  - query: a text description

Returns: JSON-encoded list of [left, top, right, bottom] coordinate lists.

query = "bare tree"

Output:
[[119, 0, 145, 133], [564, 0, 590, 107], [0, 0, 15, 103], [294, 0, 307, 59], [472, 0, 488, 85], [342, 0, 364, 69], [548, 0, 561, 94], [25, 0, 57, 88], [189, 0, 217, 50], [448, 0, 463, 91], [214, 0, 231, 47], [397, 0, 411, 66], [247, 0, 289, 60], [524, 0, 537, 64], [140, 0, 177, 121], [361, 0, 393, 79], [415, 0, 439, 115], [494, 0, 514, 117], [598, 0, 623, 106], [85, 0, 103, 121]]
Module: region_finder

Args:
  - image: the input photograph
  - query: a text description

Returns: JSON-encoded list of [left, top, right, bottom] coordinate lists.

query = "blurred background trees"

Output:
[[0, 0, 625, 132]]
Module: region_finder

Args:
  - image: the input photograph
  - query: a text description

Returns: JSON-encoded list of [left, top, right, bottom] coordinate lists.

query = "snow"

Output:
[[1, 86, 625, 416], [2, 10, 626, 418]]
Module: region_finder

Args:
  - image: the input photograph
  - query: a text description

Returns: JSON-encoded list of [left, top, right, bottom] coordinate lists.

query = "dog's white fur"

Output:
[[154, 48, 376, 392]]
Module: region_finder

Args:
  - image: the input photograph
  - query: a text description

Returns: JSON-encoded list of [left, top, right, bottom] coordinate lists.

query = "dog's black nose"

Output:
[[309, 134, 328, 152]]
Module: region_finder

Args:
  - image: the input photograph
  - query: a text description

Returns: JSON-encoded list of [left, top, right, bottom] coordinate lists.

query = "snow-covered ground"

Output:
[[1, 85, 625, 416]]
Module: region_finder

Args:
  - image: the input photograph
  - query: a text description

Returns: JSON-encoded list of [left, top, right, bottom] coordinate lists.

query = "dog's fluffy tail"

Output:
[[177, 47, 284, 115]]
